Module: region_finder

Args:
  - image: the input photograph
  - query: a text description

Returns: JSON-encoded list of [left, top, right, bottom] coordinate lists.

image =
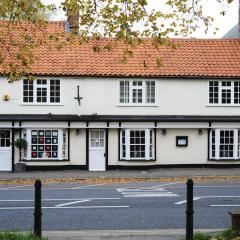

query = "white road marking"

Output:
[[71, 183, 106, 189], [6, 185, 31, 189], [150, 182, 182, 188], [0, 206, 129, 210], [174, 196, 240, 205], [56, 199, 90, 207], [124, 194, 179, 198], [211, 205, 240, 207], [174, 197, 201, 205], [122, 191, 174, 195], [117, 183, 179, 198], [0, 198, 120, 202]]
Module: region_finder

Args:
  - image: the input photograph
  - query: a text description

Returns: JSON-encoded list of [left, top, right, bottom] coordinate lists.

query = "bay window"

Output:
[[23, 129, 67, 160], [120, 129, 154, 160], [119, 80, 155, 104], [210, 129, 240, 160]]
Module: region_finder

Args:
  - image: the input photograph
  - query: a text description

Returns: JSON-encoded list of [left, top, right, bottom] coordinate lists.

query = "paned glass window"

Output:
[[146, 81, 155, 103], [120, 81, 129, 103], [210, 129, 240, 160], [50, 80, 60, 103], [209, 81, 240, 105], [31, 130, 59, 159], [23, 80, 34, 103], [0, 130, 10, 147], [234, 82, 240, 104], [121, 129, 154, 160], [90, 130, 105, 147], [219, 130, 234, 158], [130, 130, 145, 158], [119, 80, 155, 104], [211, 130, 216, 158], [23, 79, 60, 103]]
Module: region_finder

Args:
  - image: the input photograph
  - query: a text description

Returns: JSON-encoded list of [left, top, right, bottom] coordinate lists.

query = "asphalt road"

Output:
[[0, 181, 239, 231]]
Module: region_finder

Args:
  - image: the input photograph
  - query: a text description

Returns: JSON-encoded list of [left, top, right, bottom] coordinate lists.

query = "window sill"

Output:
[[116, 104, 158, 107], [206, 104, 240, 107], [20, 159, 69, 162], [119, 159, 156, 162], [20, 103, 64, 106]]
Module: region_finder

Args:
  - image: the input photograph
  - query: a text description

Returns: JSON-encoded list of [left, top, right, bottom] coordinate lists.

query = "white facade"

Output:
[[1, 77, 240, 116], [0, 76, 240, 171]]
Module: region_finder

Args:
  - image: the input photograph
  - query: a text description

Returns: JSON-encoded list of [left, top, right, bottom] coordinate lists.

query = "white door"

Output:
[[0, 130, 12, 171], [89, 129, 106, 171]]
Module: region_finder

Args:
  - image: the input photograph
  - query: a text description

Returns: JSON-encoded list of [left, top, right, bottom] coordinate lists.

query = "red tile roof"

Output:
[[3, 21, 240, 78]]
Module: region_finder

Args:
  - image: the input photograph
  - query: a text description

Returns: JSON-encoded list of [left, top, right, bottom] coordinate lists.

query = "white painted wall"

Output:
[[70, 128, 86, 166], [1, 77, 240, 116], [156, 129, 207, 165], [109, 128, 208, 166]]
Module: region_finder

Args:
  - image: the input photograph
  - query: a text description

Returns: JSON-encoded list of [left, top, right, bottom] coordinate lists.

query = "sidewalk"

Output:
[[43, 229, 224, 240], [0, 168, 240, 180]]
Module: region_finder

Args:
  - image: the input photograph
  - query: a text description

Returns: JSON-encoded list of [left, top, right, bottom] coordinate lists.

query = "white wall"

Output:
[[157, 129, 207, 165], [1, 77, 240, 116], [108, 128, 209, 166], [70, 128, 86, 165]]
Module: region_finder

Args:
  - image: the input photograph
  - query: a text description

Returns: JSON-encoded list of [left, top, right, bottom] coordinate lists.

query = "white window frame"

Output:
[[208, 80, 240, 106], [23, 129, 67, 160], [22, 78, 61, 105], [120, 129, 154, 160], [118, 80, 156, 106], [210, 129, 239, 160]]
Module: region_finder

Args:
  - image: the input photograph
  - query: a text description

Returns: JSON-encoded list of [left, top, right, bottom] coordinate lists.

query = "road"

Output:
[[0, 181, 239, 231]]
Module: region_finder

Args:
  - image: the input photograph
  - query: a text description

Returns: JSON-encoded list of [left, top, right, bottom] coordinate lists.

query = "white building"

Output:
[[0, 21, 240, 171]]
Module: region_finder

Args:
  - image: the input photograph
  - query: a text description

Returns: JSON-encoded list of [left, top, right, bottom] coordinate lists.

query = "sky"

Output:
[[43, 0, 239, 38]]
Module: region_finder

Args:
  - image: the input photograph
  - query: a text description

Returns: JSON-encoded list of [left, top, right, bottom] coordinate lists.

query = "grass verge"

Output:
[[0, 232, 47, 240], [180, 229, 240, 240]]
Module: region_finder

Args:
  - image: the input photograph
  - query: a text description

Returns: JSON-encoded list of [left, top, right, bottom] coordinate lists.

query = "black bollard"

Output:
[[34, 179, 42, 237], [186, 178, 194, 240]]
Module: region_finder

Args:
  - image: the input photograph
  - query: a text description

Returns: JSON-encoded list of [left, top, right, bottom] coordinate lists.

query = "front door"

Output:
[[0, 130, 12, 171], [89, 129, 106, 171]]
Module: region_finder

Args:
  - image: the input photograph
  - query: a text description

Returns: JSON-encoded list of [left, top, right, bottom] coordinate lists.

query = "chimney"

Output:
[[66, 12, 79, 34]]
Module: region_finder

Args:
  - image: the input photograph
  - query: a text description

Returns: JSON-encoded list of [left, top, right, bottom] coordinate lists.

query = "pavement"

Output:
[[0, 168, 240, 180], [43, 229, 224, 240]]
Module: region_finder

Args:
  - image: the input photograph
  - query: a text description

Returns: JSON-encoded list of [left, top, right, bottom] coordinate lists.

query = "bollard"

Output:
[[186, 178, 194, 240], [34, 179, 42, 237]]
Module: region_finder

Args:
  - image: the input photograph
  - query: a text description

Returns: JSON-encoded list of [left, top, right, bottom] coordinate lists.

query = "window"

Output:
[[23, 129, 67, 160], [23, 80, 34, 103], [210, 129, 240, 160], [120, 129, 154, 160], [0, 130, 10, 147], [208, 81, 240, 105], [23, 79, 61, 103], [119, 80, 155, 104]]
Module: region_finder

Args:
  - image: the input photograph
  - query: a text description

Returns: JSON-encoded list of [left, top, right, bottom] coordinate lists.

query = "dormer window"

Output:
[[23, 79, 60, 104]]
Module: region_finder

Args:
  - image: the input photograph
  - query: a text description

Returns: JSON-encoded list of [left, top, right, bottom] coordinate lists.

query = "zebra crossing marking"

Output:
[[117, 186, 179, 198]]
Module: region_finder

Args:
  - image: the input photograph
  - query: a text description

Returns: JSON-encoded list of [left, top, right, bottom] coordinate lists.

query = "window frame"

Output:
[[210, 129, 240, 160], [120, 129, 155, 161], [119, 80, 156, 106], [22, 78, 62, 105], [208, 80, 240, 106]]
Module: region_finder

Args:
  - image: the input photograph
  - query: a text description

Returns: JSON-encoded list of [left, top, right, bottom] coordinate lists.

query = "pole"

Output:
[[34, 179, 42, 237], [186, 178, 194, 240]]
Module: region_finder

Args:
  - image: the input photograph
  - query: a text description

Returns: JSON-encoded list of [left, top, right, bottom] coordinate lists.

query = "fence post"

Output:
[[34, 179, 42, 237], [186, 178, 194, 240]]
